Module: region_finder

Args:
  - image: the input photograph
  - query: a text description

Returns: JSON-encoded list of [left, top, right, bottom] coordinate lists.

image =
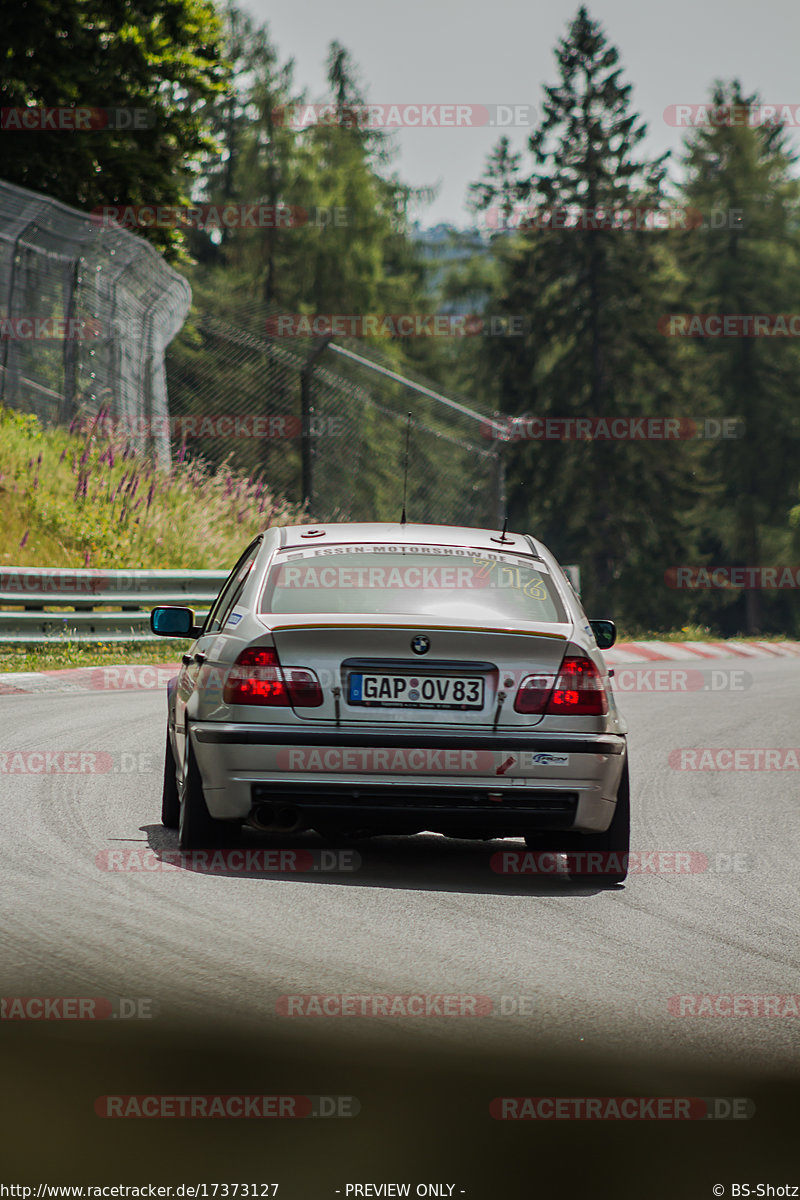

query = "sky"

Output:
[[240, 0, 800, 227]]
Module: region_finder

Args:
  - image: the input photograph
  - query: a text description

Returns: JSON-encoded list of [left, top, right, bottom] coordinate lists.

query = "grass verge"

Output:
[[0, 404, 304, 569], [0, 641, 181, 673]]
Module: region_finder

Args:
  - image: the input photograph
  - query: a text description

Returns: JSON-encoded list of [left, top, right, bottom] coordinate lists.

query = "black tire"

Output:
[[178, 739, 228, 850], [161, 732, 180, 829], [525, 760, 631, 885]]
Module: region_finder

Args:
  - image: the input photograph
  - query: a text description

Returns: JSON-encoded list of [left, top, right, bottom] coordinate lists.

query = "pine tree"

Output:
[[190, 4, 299, 300], [483, 5, 707, 625], [468, 137, 525, 233], [677, 81, 800, 633]]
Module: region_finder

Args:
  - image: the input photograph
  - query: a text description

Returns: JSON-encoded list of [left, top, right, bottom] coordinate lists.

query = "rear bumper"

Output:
[[190, 721, 626, 835]]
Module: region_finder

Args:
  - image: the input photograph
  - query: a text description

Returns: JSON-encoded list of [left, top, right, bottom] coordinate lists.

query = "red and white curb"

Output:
[[0, 663, 180, 696], [0, 643, 798, 696], [604, 640, 800, 666]]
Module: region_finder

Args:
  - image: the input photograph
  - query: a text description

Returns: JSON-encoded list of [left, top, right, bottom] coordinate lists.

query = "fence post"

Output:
[[300, 333, 332, 508], [61, 259, 80, 423], [493, 411, 507, 528], [0, 223, 27, 406]]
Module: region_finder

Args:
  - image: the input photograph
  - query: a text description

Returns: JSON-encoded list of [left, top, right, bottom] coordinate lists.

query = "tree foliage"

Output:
[[7, 0, 800, 634], [475, 6, 707, 624], [676, 80, 800, 632], [1, 0, 227, 258]]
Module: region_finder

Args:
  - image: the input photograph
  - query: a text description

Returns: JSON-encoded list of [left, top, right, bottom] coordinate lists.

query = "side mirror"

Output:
[[590, 619, 616, 650], [150, 606, 202, 639]]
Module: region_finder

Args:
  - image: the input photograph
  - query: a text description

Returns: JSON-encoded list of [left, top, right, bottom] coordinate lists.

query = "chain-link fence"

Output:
[[165, 305, 505, 526], [0, 180, 503, 526], [0, 180, 190, 467]]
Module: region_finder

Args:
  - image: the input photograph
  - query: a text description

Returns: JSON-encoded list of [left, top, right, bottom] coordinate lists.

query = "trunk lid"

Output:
[[266, 614, 572, 727]]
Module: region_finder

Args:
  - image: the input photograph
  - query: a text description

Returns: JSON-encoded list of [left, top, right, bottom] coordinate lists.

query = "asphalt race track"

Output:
[[1, 653, 799, 1195]]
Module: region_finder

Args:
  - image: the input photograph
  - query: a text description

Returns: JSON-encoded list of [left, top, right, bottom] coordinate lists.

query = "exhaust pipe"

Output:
[[250, 801, 303, 833]]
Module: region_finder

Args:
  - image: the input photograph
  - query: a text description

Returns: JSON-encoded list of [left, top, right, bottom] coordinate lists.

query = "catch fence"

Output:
[[0, 179, 190, 468], [164, 307, 505, 527], [0, 180, 505, 526]]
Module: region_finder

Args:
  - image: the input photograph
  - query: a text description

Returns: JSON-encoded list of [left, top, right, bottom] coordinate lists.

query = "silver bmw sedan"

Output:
[[151, 522, 629, 882]]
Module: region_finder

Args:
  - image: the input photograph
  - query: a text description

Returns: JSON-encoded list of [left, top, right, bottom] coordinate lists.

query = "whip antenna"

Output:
[[400, 412, 412, 525]]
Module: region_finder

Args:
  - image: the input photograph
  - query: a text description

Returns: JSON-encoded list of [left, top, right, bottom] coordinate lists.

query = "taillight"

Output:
[[224, 647, 288, 706], [514, 674, 553, 714], [223, 647, 322, 708], [513, 655, 608, 715], [545, 655, 608, 715]]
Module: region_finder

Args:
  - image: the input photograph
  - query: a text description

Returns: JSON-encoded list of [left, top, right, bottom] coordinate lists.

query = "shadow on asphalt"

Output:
[[137, 823, 618, 897]]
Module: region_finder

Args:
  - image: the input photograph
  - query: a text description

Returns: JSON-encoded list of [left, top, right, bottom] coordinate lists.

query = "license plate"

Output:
[[348, 673, 485, 709]]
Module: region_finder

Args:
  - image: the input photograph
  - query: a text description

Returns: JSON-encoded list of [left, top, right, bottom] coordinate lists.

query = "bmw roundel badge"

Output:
[[411, 634, 430, 655]]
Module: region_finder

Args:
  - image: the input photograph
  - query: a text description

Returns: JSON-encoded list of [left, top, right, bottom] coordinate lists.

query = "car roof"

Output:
[[273, 522, 546, 558]]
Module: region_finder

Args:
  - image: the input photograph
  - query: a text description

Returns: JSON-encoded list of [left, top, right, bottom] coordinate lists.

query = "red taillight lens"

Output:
[[545, 655, 608, 716], [223, 647, 322, 708], [224, 647, 288, 706]]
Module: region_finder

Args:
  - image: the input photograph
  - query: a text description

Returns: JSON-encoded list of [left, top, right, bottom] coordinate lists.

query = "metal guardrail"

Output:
[[0, 563, 582, 645], [0, 567, 224, 644]]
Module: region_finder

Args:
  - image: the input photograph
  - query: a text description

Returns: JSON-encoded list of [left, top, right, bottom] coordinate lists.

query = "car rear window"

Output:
[[260, 545, 567, 622]]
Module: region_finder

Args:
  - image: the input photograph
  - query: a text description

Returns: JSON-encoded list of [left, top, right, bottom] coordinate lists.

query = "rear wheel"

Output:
[[178, 740, 229, 850], [161, 732, 180, 829], [525, 760, 630, 885]]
